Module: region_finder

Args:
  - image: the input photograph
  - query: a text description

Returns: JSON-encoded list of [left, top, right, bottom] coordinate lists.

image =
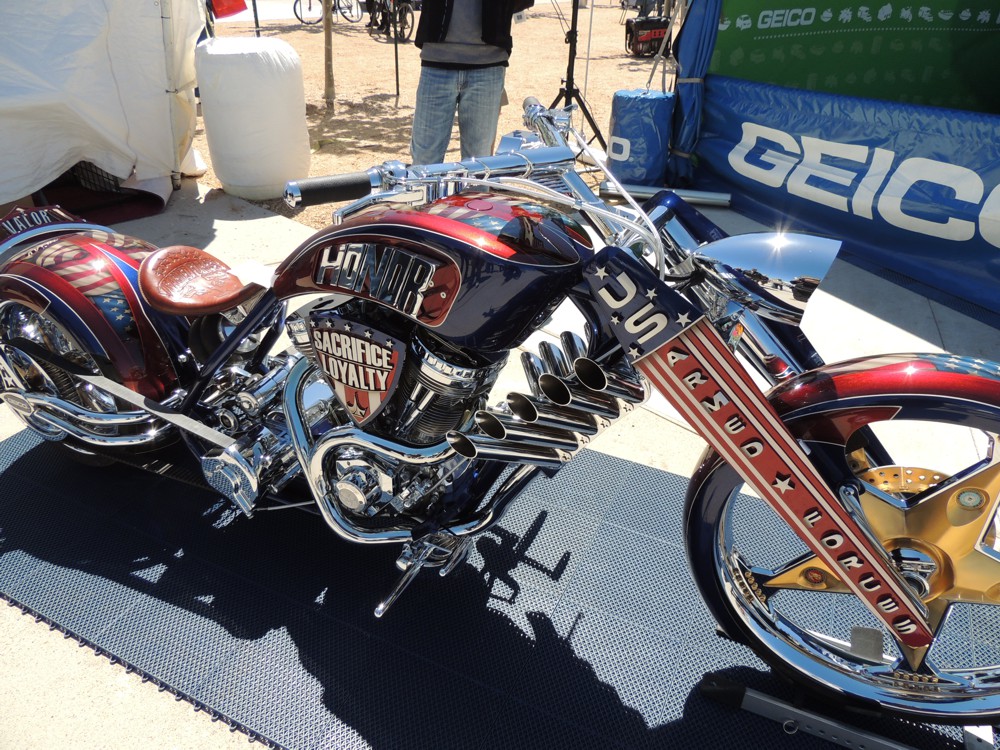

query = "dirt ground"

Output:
[[197, 3, 672, 229]]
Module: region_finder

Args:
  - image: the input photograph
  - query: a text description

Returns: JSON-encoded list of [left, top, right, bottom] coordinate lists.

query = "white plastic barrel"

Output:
[[194, 37, 311, 200]]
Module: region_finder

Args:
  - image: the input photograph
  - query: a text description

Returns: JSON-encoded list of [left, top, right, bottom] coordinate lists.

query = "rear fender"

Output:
[[0, 229, 192, 400]]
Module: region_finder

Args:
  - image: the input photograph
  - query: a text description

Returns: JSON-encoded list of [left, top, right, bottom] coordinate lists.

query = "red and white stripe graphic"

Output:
[[637, 318, 934, 652], [31, 238, 119, 296]]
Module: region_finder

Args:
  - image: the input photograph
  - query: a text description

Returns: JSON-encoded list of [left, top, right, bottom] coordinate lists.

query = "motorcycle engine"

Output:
[[295, 298, 506, 444], [284, 298, 507, 518]]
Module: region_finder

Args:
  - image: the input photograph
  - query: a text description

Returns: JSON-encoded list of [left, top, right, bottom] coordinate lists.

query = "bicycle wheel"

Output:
[[686, 353, 1000, 724], [393, 2, 414, 41], [338, 0, 364, 22], [293, 0, 324, 24]]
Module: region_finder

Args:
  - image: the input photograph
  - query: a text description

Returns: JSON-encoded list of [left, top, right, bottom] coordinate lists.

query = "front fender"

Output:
[[771, 352, 1000, 426], [0, 228, 191, 399], [686, 351, 1000, 509]]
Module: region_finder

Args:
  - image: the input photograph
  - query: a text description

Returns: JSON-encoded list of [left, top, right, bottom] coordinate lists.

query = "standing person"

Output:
[[410, 0, 533, 165], [364, 0, 384, 30]]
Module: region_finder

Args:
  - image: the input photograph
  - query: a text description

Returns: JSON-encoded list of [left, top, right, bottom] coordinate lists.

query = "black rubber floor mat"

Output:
[[0, 431, 989, 749]]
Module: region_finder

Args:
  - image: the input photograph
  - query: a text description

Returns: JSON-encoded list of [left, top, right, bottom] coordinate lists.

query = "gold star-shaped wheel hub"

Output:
[[763, 447, 1000, 670]]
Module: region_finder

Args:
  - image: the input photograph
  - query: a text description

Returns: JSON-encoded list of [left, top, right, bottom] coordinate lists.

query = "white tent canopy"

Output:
[[0, 0, 205, 205]]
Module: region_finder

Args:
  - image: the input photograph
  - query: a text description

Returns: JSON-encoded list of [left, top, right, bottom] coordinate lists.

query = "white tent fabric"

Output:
[[0, 0, 205, 205]]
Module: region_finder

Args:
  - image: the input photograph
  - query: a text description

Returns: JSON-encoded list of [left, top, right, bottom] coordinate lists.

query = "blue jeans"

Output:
[[410, 65, 506, 165]]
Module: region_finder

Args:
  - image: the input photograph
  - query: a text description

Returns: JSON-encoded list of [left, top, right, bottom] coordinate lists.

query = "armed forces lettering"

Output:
[[587, 248, 935, 661]]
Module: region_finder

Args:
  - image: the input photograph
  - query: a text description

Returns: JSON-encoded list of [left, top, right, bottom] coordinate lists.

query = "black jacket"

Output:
[[414, 0, 534, 56]]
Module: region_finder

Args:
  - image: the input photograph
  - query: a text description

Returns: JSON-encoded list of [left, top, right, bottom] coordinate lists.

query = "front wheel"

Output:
[[338, 0, 364, 22], [685, 354, 1000, 724]]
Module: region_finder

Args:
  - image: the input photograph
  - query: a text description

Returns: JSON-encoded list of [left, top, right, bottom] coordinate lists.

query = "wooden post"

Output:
[[323, 0, 335, 107]]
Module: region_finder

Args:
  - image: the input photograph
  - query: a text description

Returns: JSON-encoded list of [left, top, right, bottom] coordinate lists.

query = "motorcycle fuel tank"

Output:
[[273, 192, 595, 354]]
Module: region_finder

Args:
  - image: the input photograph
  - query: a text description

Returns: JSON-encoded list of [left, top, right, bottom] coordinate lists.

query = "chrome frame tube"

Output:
[[0, 390, 167, 446], [283, 356, 531, 544], [31, 410, 166, 446], [19, 392, 157, 426]]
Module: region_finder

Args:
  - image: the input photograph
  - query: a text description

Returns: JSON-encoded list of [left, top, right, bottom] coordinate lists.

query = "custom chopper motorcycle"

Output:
[[3, 98, 1000, 728]]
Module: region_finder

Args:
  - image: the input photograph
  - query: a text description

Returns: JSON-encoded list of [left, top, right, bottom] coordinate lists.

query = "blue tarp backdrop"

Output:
[[666, 0, 721, 185], [694, 75, 1000, 316]]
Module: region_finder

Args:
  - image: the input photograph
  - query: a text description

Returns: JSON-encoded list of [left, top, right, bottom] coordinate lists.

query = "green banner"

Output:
[[708, 1, 1000, 113]]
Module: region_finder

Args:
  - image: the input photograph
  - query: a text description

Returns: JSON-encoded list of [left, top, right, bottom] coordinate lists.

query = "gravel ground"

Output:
[[197, 3, 673, 229]]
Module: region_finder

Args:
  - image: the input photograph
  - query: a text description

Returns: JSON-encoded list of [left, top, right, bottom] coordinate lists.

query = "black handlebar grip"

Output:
[[283, 171, 378, 209]]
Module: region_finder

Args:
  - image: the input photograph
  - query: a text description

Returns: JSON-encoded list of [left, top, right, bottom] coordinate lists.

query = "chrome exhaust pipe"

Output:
[[2, 390, 167, 446], [446, 431, 572, 470], [474, 410, 582, 451], [537, 373, 622, 420], [538, 340, 572, 378], [520, 352, 547, 399], [559, 332, 588, 364], [506, 392, 605, 435], [573, 358, 649, 404]]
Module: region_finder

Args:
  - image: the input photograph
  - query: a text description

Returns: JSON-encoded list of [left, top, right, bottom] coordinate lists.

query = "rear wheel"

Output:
[[0, 302, 170, 462], [686, 368, 1000, 723]]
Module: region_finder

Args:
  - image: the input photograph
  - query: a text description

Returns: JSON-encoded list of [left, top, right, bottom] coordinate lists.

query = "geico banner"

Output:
[[696, 75, 1000, 315]]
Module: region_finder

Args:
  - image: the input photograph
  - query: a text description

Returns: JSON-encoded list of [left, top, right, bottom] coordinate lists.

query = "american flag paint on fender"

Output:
[[585, 247, 934, 659]]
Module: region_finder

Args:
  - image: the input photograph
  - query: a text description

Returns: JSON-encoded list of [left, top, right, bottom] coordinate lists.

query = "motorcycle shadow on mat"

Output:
[[0, 430, 966, 750]]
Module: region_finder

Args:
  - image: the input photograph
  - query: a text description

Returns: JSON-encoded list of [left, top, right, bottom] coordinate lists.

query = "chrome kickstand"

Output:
[[374, 536, 471, 618], [375, 543, 436, 618]]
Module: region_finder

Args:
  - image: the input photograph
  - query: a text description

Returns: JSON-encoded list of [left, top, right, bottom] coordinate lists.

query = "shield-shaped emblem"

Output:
[[309, 319, 405, 427]]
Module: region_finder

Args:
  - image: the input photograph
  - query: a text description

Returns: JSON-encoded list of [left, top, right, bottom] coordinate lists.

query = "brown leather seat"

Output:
[[139, 245, 265, 316]]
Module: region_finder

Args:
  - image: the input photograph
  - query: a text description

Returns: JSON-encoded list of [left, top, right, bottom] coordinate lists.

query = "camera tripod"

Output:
[[549, 0, 607, 150]]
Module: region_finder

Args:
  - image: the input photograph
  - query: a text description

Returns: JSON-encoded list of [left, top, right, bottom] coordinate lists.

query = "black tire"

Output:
[[338, 0, 364, 22], [685, 360, 1000, 724], [394, 2, 414, 40], [293, 0, 324, 24]]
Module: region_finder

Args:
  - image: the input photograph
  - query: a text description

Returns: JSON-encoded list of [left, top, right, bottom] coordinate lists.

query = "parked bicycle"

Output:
[[293, 0, 363, 24], [368, 0, 415, 41]]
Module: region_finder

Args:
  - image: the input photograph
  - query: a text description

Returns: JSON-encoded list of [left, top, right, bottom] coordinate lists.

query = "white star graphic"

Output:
[[344, 323, 353, 332], [611, 313, 621, 325], [628, 345, 641, 360], [364, 329, 373, 339], [773, 475, 794, 494], [595, 266, 609, 280], [677, 312, 691, 326], [645, 288, 657, 300]]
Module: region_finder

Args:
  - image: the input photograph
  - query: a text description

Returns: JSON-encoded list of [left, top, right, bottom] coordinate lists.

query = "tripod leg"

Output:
[[575, 92, 607, 150]]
